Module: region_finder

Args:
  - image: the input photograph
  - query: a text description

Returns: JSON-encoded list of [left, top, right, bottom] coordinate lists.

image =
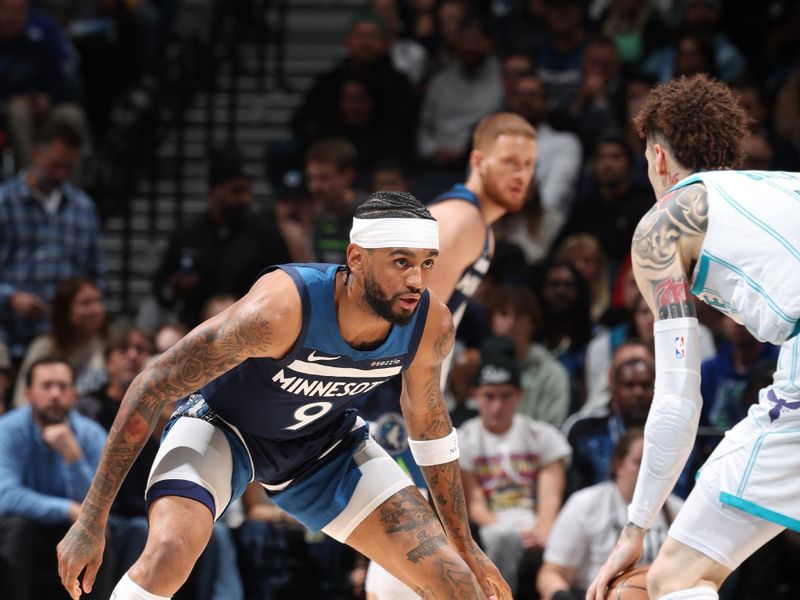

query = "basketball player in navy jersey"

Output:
[[57, 192, 511, 600], [362, 112, 537, 597], [428, 111, 537, 324]]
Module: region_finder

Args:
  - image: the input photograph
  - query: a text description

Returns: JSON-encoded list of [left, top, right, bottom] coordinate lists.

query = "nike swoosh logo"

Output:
[[307, 351, 341, 362]]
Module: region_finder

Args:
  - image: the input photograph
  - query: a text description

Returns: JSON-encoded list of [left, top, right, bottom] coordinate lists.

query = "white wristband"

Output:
[[408, 429, 460, 466]]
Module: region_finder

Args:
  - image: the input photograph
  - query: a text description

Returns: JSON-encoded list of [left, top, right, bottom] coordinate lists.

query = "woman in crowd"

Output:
[[13, 277, 107, 406]]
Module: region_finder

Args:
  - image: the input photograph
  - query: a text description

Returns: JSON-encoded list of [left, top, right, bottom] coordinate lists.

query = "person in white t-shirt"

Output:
[[458, 340, 572, 596], [537, 428, 683, 600]]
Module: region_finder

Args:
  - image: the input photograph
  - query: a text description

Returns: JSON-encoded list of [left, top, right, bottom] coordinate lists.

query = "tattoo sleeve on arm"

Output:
[[632, 184, 708, 319], [82, 309, 272, 521]]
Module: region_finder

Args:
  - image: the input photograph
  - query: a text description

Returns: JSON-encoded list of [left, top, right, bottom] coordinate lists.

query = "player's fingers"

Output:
[[82, 557, 102, 594]]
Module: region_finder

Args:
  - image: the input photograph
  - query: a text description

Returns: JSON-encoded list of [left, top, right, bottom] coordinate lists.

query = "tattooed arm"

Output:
[[630, 182, 708, 319], [57, 270, 301, 598], [401, 298, 511, 600], [587, 184, 708, 600]]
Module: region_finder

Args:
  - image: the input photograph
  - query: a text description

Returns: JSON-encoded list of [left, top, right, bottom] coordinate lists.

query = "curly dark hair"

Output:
[[633, 74, 751, 172]]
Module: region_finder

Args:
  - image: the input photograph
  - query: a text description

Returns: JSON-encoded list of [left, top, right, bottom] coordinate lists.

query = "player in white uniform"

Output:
[[588, 74, 800, 600]]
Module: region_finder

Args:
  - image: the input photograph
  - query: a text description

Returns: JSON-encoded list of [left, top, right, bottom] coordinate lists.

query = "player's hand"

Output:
[[462, 542, 512, 600], [57, 516, 107, 599], [586, 524, 645, 600]]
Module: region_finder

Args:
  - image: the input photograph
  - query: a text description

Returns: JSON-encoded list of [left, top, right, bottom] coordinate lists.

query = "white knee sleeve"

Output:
[[659, 586, 718, 599], [111, 573, 172, 600], [629, 318, 702, 529]]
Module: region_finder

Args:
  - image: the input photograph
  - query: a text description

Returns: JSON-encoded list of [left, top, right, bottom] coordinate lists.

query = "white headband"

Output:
[[349, 217, 439, 250]]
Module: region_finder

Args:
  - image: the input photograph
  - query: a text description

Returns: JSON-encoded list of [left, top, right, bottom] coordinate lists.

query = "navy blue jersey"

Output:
[[429, 184, 492, 326], [199, 263, 430, 484]]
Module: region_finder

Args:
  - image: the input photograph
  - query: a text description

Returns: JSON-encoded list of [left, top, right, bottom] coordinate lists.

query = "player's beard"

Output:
[[363, 271, 416, 326], [483, 166, 527, 213]]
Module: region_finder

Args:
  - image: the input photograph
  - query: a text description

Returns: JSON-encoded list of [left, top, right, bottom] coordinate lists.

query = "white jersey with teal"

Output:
[[674, 170, 800, 530], [684, 170, 800, 347]]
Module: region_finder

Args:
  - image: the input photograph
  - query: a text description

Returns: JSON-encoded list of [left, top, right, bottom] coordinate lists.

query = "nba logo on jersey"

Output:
[[674, 336, 686, 359]]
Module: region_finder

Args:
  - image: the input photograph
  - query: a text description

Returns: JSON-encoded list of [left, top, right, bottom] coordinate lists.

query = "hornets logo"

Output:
[[372, 412, 408, 456]]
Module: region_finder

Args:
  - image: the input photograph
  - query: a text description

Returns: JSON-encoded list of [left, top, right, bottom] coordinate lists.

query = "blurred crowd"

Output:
[[1, 0, 800, 598]]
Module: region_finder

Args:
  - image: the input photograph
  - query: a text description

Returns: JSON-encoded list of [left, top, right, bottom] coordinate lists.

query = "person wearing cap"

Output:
[[458, 336, 572, 597], [151, 145, 290, 328], [58, 191, 511, 600]]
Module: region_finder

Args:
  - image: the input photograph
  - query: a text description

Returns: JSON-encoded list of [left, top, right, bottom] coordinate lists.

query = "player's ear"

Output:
[[469, 148, 483, 172], [653, 143, 669, 177], [347, 243, 365, 275]]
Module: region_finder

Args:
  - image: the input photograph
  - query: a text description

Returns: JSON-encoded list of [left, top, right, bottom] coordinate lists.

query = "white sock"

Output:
[[110, 573, 172, 600], [660, 587, 719, 600]]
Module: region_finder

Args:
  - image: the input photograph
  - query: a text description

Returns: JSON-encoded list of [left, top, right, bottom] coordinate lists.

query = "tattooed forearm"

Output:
[[422, 461, 472, 550], [80, 309, 271, 522], [414, 558, 483, 599], [653, 277, 695, 319]]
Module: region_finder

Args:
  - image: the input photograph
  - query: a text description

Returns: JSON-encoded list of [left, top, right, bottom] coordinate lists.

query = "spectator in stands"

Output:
[[417, 16, 504, 172], [701, 316, 780, 430], [291, 10, 415, 161], [77, 323, 244, 600], [13, 277, 107, 407], [458, 343, 571, 597], [643, 29, 718, 83], [152, 322, 187, 356], [563, 342, 654, 492], [0, 356, 114, 600], [500, 51, 535, 100], [370, 0, 429, 88], [305, 138, 368, 265], [554, 234, 611, 324], [568, 35, 624, 149], [502, 72, 582, 263], [536, 261, 593, 413], [0, 0, 86, 168], [597, 0, 670, 66], [557, 132, 652, 271], [741, 133, 774, 170], [0, 118, 105, 363], [234, 482, 305, 600], [152, 145, 289, 328], [484, 288, 570, 426], [535, 0, 590, 113], [270, 168, 316, 264], [537, 429, 683, 600], [370, 158, 412, 193]]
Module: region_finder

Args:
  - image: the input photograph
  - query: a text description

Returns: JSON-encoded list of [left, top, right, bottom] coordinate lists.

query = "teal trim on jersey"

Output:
[[790, 320, 800, 342], [719, 492, 800, 532], [704, 251, 794, 324], [736, 429, 765, 496], [690, 253, 710, 296], [712, 182, 800, 264]]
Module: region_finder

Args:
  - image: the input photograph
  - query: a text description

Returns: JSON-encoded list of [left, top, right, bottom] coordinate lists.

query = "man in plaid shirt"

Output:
[[0, 119, 105, 363]]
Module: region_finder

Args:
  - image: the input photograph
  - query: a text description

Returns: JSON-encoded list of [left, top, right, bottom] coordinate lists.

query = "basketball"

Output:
[[605, 565, 649, 599]]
